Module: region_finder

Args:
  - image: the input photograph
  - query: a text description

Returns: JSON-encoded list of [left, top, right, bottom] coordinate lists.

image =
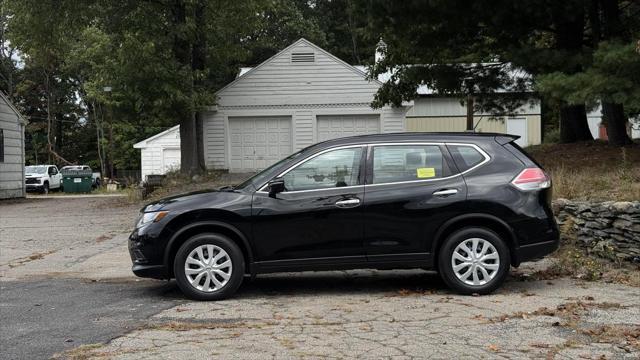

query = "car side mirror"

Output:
[[267, 178, 285, 197]]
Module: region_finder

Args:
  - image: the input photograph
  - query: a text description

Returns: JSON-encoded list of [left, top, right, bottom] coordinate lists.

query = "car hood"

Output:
[[142, 188, 250, 213]]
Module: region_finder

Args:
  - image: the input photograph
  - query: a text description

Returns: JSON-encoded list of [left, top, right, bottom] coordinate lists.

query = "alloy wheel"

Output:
[[184, 244, 233, 292], [451, 238, 500, 286]]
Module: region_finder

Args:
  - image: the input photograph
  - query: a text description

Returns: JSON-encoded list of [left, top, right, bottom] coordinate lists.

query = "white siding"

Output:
[[204, 39, 409, 171], [0, 96, 26, 199], [406, 97, 541, 117], [217, 42, 381, 107], [137, 126, 181, 181]]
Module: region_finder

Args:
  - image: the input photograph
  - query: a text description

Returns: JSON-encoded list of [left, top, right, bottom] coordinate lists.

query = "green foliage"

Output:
[[543, 128, 561, 144], [537, 42, 640, 117], [5, 0, 334, 171]]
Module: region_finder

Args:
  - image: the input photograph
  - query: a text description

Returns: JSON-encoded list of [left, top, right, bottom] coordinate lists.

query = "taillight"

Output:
[[511, 168, 550, 191]]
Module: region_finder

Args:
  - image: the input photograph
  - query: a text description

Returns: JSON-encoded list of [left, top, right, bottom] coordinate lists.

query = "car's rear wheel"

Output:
[[174, 233, 244, 301], [438, 227, 509, 295]]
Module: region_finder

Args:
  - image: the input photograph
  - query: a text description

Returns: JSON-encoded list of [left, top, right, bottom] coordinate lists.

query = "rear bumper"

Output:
[[514, 238, 560, 265]]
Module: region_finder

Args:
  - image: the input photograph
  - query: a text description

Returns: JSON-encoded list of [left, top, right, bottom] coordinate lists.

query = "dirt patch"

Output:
[[95, 234, 115, 243], [7, 250, 57, 268], [487, 300, 640, 354]]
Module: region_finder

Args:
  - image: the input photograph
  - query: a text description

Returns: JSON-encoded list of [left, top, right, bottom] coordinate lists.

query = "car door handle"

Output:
[[335, 198, 361, 208], [433, 189, 458, 197]]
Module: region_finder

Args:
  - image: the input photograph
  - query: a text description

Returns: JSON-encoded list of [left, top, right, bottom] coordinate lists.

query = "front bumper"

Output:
[[132, 264, 167, 279], [25, 184, 44, 191], [129, 222, 170, 279]]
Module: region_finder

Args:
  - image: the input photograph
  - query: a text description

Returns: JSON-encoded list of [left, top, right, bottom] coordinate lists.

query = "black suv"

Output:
[[129, 133, 559, 300]]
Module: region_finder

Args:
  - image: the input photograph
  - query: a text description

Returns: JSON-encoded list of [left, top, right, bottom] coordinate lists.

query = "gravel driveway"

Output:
[[1, 197, 639, 359]]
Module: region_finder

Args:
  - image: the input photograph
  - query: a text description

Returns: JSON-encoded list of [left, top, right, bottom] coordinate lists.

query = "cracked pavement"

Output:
[[1, 197, 639, 359]]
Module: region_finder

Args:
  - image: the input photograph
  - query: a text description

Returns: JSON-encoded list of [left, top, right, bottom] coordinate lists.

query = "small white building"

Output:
[[0, 92, 27, 199], [133, 125, 181, 181], [586, 105, 640, 140]]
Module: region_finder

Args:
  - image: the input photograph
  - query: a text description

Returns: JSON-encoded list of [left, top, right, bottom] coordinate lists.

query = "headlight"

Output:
[[136, 211, 169, 228]]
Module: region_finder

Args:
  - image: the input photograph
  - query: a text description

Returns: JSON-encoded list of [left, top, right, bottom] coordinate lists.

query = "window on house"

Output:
[[0, 129, 4, 163]]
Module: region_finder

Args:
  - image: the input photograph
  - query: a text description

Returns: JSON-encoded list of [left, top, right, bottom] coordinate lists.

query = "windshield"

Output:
[[25, 166, 47, 174], [235, 149, 306, 190]]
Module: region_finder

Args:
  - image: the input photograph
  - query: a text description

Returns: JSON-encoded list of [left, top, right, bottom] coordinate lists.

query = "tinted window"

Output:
[[447, 145, 485, 172], [372, 145, 450, 184], [283, 147, 363, 191]]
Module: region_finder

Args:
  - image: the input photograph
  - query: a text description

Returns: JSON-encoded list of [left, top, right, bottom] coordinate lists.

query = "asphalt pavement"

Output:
[[0, 278, 183, 360]]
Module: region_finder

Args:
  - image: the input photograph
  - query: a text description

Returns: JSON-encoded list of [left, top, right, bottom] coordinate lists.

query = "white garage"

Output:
[[133, 125, 181, 181], [228, 116, 292, 172], [316, 115, 380, 142], [202, 38, 409, 172]]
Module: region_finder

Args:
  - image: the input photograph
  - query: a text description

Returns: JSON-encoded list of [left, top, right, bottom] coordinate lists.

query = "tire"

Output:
[[174, 233, 245, 301], [438, 227, 510, 295], [42, 182, 49, 194]]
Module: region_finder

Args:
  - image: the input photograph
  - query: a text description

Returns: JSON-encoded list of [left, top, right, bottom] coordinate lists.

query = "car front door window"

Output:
[[282, 147, 363, 192]]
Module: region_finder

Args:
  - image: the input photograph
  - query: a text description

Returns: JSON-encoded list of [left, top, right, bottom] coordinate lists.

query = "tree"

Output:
[[361, 0, 640, 143], [537, 0, 638, 146], [364, 1, 534, 130]]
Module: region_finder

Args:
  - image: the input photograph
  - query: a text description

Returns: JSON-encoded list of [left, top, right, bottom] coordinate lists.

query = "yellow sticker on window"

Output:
[[416, 167, 436, 178]]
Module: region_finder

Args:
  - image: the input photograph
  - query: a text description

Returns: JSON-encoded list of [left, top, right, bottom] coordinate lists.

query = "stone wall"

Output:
[[553, 199, 640, 261]]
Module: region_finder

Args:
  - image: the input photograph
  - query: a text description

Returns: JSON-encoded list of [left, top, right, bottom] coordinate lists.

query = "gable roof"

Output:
[[0, 91, 27, 125], [133, 125, 180, 149], [217, 38, 382, 95]]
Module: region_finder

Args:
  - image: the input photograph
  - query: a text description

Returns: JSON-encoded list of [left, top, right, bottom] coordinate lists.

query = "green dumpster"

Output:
[[61, 169, 93, 193]]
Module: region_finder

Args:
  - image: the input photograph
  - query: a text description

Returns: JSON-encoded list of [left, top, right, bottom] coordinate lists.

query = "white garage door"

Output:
[[162, 148, 181, 173], [229, 116, 292, 171], [317, 115, 380, 142], [506, 118, 528, 147]]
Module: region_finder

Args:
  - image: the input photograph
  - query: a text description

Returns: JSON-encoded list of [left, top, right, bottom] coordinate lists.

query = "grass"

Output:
[[525, 141, 640, 201]]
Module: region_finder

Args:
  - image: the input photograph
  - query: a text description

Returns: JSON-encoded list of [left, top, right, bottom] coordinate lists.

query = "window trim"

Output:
[[256, 142, 490, 193], [257, 144, 366, 193], [365, 142, 490, 187]]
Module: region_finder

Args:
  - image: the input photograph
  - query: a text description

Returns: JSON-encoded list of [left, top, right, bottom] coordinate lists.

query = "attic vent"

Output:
[[291, 52, 315, 63]]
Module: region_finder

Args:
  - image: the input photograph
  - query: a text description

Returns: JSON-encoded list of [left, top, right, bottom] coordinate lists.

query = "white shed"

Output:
[[133, 125, 181, 181], [0, 92, 27, 199]]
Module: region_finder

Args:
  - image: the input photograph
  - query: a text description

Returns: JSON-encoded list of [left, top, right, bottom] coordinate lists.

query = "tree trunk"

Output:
[[599, 1, 630, 146], [602, 102, 631, 146], [172, 0, 205, 175], [466, 95, 474, 131], [553, 3, 593, 143], [559, 104, 593, 142], [192, 0, 206, 173], [196, 111, 206, 170]]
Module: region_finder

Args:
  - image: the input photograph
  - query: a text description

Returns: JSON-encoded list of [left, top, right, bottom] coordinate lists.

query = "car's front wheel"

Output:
[[174, 233, 244, 301], [438, 227, 510, 295]]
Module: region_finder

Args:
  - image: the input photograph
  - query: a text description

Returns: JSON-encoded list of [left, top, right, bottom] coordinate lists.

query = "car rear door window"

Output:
[[372, 145, 451, 184], [283, 147, 363, 191], [447, 145, 486, 172]]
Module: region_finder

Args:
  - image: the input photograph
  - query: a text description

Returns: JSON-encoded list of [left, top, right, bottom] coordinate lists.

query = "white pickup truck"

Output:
[[25, 165, 63, 194]]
